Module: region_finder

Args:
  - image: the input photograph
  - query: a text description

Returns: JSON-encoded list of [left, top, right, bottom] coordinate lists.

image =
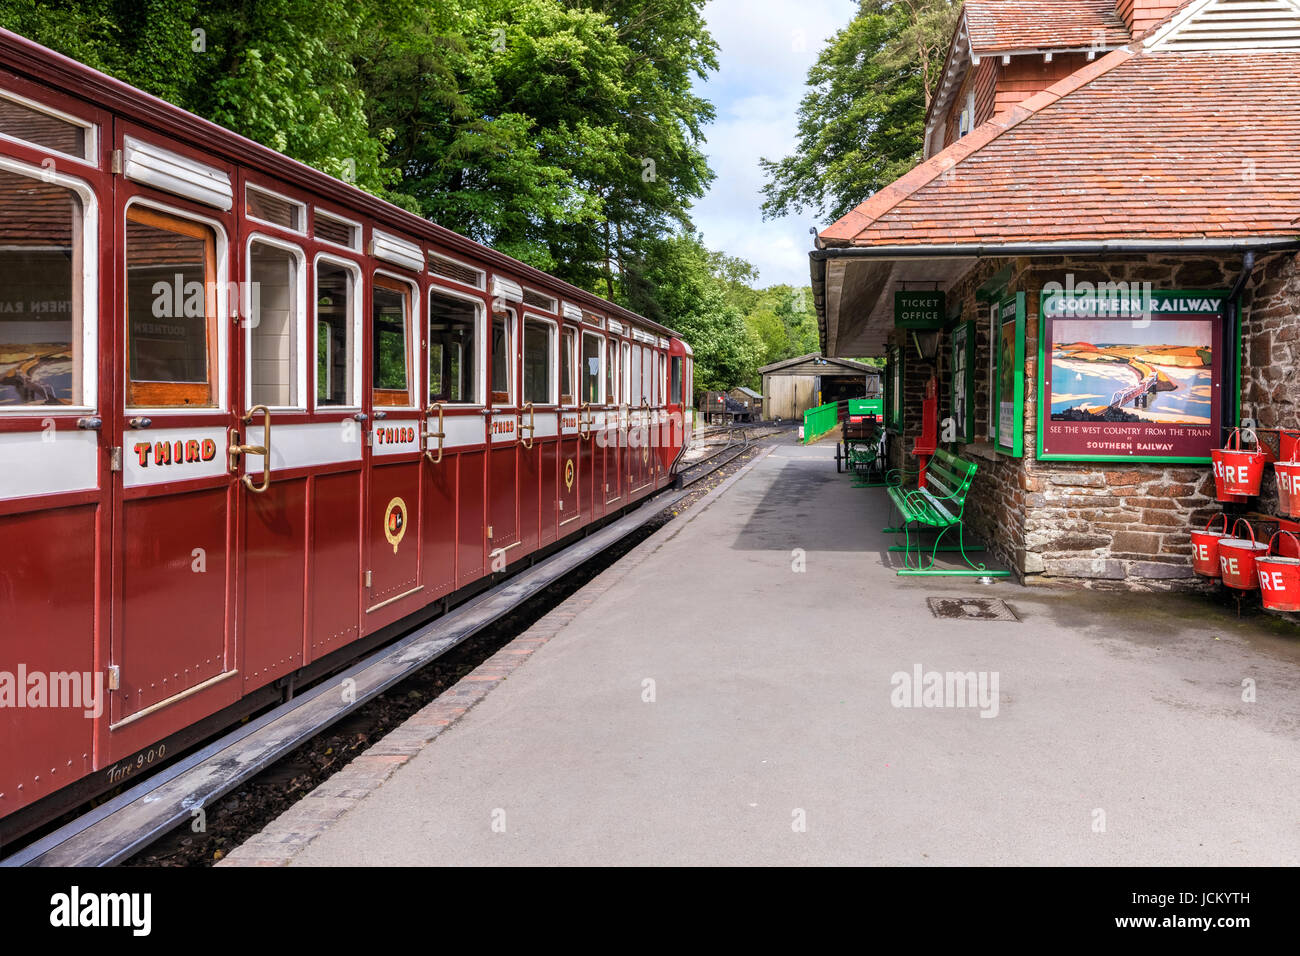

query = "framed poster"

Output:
[[886, 344, 903, 430], [1036, 289, 1226, 462], [950, 321, 975, 442], [994, 293, 1025, 456]]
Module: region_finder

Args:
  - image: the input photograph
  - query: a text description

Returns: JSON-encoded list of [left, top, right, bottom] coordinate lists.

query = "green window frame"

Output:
[[993, 292, 1026, 457], [886, 344, 904, 431], [950, 320, 976, 443]]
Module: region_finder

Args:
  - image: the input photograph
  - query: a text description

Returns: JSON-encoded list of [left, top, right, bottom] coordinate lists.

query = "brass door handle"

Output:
[[229, 404, 272, 493], [423, 402, 446, 464], [520, 403, 535, 449], [579, 402, 592, 441]]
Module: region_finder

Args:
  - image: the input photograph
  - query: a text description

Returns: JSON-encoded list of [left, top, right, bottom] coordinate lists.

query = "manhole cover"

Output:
[[926, 597, 1019, 621]]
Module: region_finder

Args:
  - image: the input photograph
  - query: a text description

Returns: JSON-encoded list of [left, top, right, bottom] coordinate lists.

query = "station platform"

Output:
[[222, 439, 1300, 866]]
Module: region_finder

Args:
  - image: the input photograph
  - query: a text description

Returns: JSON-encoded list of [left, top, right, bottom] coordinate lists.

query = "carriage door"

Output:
[[557, 325, 582, 533], [487, 301, 521, 563], [0, 98, 108, 806], [579, 329, 602, 519], [602, 331, 622, 509], [364, 271, 423, 623], [520, 312, 556, 550], [112, 135, 240, 726]]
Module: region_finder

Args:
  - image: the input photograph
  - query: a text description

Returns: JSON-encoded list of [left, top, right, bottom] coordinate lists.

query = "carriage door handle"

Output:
[[520, 403, 536, 449], [423, 402, 446, 464], [579, 402, 592, 441], [229, 404, 272, 493]]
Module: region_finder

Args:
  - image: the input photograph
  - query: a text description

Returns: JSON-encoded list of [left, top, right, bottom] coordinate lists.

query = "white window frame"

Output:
[[0, 156, 99, 414], [426, 283, 487, 406], [372, 269, 421, 411], [490, 307, 517, 407], [522, 312, 559, 407], [313, 252, 364, 411], [244, 233, 308, 411], [621, 340, 631, 405], [580, 330, 604, 405], [313, 207, 362, 252], [122, 196, 230, 414], [245, 183, 306, 235], [427, 251, 485, 291], [0, 88, 98, 166]]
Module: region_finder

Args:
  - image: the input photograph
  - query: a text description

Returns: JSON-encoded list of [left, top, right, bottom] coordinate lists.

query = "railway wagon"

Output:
[[0, 28, 694, 842]]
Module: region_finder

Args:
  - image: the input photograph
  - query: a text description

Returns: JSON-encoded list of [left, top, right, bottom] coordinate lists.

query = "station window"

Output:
[[491, 310, 513, 405], [560, 328, 576, 406], [0, 168, 87, 407], [671, 357, 682, 404], [248, 240, 301, 408], [372, 276, 412, 406], [0, 92, 94, 162], [315, 259, 356, 407], [606, 337, 619, 406], [523, 317, 554, 405], [428, 290, 479, 404], [125, 206, 219, 407], [581, 332, 602, 404]]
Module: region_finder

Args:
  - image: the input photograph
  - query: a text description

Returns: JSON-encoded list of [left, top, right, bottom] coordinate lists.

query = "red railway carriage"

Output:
[[0, 28, 694, 840]]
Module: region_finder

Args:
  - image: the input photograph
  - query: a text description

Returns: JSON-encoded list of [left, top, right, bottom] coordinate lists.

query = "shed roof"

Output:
[[759, 354, 880, 375], [966, 0, 1131, 53]]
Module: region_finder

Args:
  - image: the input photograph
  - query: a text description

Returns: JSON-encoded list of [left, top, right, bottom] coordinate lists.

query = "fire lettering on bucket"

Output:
[[1260, 569, 1286, 591], [1195, 542, 1209, 561], [1221, 555, 1238, 577]]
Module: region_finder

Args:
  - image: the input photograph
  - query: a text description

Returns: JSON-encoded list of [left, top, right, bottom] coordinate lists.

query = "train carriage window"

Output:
[[0, 168, 87, 406], [560, 328, 576, 406], [652, 352, 661, 406], [246, 185, 304, 233], [125, 206, 219, 408], [523, 317, 554, 405], [671, 356, 682, 404], [581, 332, 601, 404], [248, 240, 302, 408], [428, 290, 480, 404], [0, 92, 94, 162], [315, 259, 357, 407], [621, 341, 630, 404], [605, 337, 618, 406], [630, 344, 641, 406], [372, 276, 412, 406], [491, 310, 513, 405], [640, 346, 652, 404]]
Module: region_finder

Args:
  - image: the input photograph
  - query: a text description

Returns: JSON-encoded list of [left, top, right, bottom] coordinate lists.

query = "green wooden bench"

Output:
[[884, 449, 1010, 577]]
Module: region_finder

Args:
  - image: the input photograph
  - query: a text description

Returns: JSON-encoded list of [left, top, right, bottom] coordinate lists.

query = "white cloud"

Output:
[[690, 0, 852, 287]]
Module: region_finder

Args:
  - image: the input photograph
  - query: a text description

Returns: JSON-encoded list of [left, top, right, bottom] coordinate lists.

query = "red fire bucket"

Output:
[[1257, 531, 1300, 611], [1274, 453, 1300, 518], [1189, 513, 1230, 578], [1211, 429, 1266, 499], [1218, 519, 1269, 590]]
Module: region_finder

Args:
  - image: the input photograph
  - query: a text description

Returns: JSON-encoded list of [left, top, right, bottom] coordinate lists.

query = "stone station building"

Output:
[[811, 0, 1300, 589]]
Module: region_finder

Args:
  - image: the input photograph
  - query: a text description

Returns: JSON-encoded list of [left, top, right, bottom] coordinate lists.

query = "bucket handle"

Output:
[[1203, 513, 1229, 534], [1267, 530, 1300, 558], [1230, 518, 1257, 545], [1224, 428, 1243, 452]]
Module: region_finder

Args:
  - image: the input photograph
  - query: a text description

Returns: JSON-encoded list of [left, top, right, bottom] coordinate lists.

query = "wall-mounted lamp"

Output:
[[911, 329, 941, 361]]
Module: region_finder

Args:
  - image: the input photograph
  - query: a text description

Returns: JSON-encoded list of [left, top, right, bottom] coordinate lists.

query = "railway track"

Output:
[[3, 426, 774, 868]]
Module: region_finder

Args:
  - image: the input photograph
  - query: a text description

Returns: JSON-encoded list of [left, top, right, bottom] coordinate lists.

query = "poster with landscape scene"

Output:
[[1039, 296, 1223, 461]]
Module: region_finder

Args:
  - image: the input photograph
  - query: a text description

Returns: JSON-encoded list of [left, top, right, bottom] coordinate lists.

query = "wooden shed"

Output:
[[759, 354, 880, 421]]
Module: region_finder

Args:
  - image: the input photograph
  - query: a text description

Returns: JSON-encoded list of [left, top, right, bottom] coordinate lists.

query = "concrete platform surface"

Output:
[[260, 441, 1299, 865]]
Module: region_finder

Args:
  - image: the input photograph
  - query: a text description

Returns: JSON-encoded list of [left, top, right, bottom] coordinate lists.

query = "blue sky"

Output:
[[689, 0, 856, 288]]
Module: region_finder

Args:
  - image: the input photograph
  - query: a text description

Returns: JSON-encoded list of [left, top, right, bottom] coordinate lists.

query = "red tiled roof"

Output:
[[820, 49, 1300, 248], [965, 0, 1131, 52]]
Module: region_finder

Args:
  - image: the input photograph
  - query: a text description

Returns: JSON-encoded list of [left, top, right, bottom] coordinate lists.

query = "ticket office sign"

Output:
[[1037, 290, 1226, 462]]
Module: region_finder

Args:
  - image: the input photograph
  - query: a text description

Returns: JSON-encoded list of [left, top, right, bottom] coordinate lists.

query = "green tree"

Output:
[[759, 0, 957, 222]]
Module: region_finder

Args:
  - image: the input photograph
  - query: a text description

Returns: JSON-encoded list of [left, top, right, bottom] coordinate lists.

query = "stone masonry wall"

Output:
[[886, 251, 1300, 590]]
